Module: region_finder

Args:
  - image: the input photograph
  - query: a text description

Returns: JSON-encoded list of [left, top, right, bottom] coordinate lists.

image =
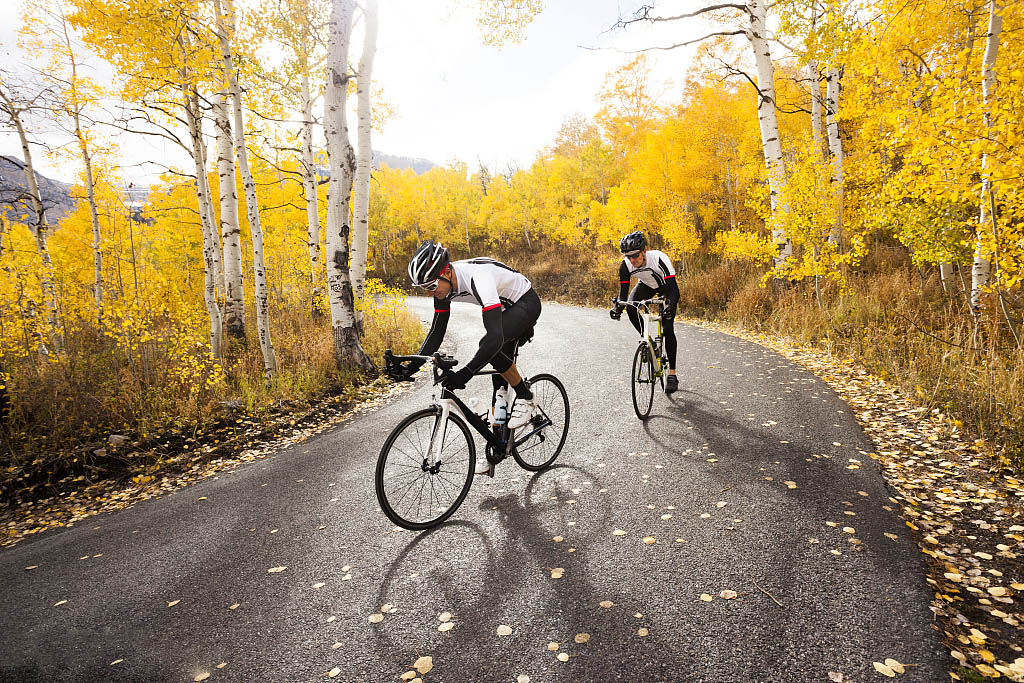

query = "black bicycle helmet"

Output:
[[619, 230, 647, 253], [408, 240, 450, 286]]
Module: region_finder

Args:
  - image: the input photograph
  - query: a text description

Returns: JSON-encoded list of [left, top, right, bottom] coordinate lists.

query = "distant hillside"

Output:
[[0, 155, 77, 224], [373, 151, 436, 174]]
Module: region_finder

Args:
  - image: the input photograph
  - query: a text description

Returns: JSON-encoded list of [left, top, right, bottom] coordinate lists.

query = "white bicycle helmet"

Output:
[[408, 240, 450, 287]]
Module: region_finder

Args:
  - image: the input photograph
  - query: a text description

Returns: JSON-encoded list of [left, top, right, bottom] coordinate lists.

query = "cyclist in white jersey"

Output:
[[396, 241, 542, 474], [610, 230, 680, 394]]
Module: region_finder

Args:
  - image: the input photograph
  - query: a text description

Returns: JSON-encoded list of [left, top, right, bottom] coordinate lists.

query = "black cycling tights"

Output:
[[626, 283, 677, 370]]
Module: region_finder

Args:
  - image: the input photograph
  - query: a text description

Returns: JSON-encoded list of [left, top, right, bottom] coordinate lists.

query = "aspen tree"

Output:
[[970, 0, 1002, 316], [21, 0, 106, 322], [213, 0, 277, 375], [351, 0, 378, 320], [300, 70, 324, 316], [0, 80, 62, 353], [824, 66, 843, 248], [213, 89, 245, 340], [323, 0, 373, 371], [179, 26, 224, 361]]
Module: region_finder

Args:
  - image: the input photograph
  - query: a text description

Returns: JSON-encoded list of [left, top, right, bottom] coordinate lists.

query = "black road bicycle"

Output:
[[613, 296, 668, 420], [377, 348, 569, 530]]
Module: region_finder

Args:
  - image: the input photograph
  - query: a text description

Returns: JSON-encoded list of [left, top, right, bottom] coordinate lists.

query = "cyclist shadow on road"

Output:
[[368, 464, 694, 680]]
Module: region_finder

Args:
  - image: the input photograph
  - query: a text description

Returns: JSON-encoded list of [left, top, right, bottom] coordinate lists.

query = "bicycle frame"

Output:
[[615, 297, 666, 377], [384, 351, 553, 468]]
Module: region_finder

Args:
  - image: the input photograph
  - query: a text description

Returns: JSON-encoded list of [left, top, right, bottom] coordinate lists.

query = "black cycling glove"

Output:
[[442, 367, 474, 391]]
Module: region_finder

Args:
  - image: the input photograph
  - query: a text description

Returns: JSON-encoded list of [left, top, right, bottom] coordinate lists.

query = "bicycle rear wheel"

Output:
[[631, 343, 655, 420], [375, 407, 476, 530], [512, 373, 569, 471]]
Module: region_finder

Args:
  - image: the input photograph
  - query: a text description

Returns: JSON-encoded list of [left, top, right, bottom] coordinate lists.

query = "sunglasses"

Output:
[[419, 279, 441, 291], [625, 250, 643, 259]]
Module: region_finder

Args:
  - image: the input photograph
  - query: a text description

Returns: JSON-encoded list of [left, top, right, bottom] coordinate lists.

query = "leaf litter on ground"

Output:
[[689, 319, 1024, 681]]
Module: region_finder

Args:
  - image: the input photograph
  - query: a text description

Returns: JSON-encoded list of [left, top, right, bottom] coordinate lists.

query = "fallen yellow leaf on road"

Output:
[[497, 625, 513, 636], [883, 658, 905, 674], [574, 633, 590, 643], [413, 656, 433, 674], [872, 661, 895, 677]]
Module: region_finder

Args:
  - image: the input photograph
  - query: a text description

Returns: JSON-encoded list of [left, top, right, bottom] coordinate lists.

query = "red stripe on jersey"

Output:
[[619, 280, 630, 284], [664, 274, 676, 279], [481, 303, 501, 312], [434, 309, 450, 314]]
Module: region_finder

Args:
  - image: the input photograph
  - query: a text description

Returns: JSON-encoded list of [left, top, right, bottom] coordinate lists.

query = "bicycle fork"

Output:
[[424, 399, 455, 473]]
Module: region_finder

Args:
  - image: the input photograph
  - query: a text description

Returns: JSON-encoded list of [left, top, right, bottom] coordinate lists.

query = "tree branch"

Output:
[[618, 3, 749, 30]]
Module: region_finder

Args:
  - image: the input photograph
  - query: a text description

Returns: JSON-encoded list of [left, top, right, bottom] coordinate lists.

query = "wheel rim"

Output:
[[631, 344, 655, 418], [377, 411, 473, 528], [513, 375, 569, 470]]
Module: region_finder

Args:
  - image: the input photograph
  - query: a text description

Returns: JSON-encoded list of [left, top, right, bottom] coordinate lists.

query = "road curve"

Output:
[[0, 299, 946, 682]]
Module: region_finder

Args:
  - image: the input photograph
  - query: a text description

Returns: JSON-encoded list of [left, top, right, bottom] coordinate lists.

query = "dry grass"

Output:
[[1, 289, 423, 465], [717, 268, 1024, 468]]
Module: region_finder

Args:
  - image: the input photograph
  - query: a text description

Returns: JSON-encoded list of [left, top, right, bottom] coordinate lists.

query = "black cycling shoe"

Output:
[[665, 374, 678, 395]]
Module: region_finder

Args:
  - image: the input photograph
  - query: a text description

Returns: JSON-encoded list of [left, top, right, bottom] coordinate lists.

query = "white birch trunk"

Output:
[[970, 0, 1002, 315], [214, 0, 277, 375], [193, 90, 224, 301], [181, 79, 224, 361], [747, 0, 792, 268], [324, 0, 374, 371], [351, 0, 378, 320], [940, 262, 955, 292], [825, 66, 844, 248], [65, 52, 104, 323], [808, 1, 824, 160], [214, 88, 245, 340], [0, 89, 62, 353], [300, 72, 323, 316]]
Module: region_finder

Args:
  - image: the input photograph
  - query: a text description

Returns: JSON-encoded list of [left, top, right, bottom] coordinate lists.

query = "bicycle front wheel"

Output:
[[631, 343, 655, 420], [375, 407, 476, 530], [512, 373, 570, 471]]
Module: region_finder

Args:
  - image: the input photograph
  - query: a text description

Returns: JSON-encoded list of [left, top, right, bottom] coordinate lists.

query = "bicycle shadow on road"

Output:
[[366, 465, 696, 680]]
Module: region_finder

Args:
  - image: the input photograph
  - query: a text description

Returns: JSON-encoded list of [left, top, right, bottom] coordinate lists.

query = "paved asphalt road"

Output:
[[0, 299, 947, 683]]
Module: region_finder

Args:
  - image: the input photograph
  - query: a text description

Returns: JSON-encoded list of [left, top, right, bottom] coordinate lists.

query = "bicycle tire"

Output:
[[512, 373, 570, 471], [375, 407, 476, 530], [631, 343, 655, 420]]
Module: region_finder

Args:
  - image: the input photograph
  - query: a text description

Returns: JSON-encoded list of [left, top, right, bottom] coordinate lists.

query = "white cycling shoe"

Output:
[[507, 399, 537, 430], [475, 458, 494, 476]]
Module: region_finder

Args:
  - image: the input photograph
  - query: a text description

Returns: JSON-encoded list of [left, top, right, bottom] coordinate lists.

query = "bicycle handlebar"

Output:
[[383, 349, 459, 384], [612, 296, 665, 309]]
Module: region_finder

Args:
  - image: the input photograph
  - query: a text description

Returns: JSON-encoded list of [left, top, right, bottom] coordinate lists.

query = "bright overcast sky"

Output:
[[0, 0, 714, 186]]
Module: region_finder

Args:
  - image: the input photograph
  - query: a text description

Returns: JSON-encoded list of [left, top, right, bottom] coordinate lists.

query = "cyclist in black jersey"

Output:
[[609, 231, 680, 394], [395, 241, 542, 474]]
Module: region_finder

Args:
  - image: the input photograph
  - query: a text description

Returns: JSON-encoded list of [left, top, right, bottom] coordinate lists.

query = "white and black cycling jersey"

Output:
[[619, 249, 676, 289], [444, 258, 532, 312]]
